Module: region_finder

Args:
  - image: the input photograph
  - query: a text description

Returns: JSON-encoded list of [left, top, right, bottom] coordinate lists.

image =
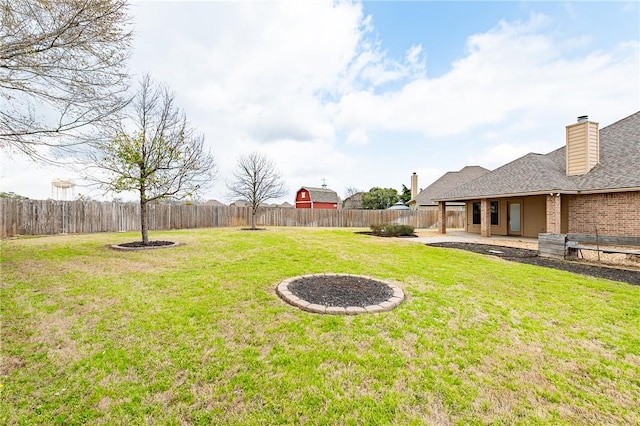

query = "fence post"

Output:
[[61, 201, 66, 234], [119, 203, 123, 232]]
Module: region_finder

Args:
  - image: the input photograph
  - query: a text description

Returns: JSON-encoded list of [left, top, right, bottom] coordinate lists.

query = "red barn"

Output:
[[295, 187, 340, 209]]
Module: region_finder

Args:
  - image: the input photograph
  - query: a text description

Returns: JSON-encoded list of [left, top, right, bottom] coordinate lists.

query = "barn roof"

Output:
[[300, 187, 340, 203]]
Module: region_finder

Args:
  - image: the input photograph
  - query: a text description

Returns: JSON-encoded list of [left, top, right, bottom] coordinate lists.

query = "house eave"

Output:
[[574, 186, 640, 195], [417, 201, 466, 206], [436, 186, 640, 202], [434, 189, 580, 202]]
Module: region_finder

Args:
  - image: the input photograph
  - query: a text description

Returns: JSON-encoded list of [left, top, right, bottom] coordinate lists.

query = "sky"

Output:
[[1, 0, 639, 203]]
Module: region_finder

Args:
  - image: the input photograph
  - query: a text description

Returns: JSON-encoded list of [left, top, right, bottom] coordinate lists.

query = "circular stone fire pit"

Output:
[[276, 273, 405, 315]]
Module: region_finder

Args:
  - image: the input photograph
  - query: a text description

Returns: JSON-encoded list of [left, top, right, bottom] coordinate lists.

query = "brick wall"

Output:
[[546, 194, 561, 234], [480, 198, 491, 237], [567, 191, 640, 236], [437, 202, 446, 234]]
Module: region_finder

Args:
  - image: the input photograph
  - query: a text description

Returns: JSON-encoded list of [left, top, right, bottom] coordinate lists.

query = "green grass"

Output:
[[1, 227, 639, 425]]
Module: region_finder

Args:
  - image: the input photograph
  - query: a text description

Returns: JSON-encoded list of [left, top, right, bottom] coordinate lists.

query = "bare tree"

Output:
[[91, 75, 217, 245], [342, 186, 362, 209], [227, 152, 286, 230], [0, 0, 132, 160], [344, 186, 361, 199]]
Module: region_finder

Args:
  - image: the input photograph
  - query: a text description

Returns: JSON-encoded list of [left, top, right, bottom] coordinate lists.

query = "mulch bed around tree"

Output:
[[111, 241, 179, 250], [427, 242, 640, 286], [355, 231, 418, 238], [288, 275, 394, 307]]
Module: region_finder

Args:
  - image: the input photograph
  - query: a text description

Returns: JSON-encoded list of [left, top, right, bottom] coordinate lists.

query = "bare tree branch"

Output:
[[0, 0, 132, 161], [344, 186, 361, 199]]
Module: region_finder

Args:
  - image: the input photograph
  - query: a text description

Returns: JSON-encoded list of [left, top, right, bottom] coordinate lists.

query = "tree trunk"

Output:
[[141, 199, 149, 245], [251, 209, 257, 230]]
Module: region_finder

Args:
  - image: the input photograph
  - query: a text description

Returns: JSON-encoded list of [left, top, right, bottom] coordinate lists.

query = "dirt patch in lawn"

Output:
[[428, 242, 640, 286]]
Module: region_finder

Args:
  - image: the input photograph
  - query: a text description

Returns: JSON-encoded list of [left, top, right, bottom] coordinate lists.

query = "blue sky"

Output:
[[365, 2, 639, 77], [2, 1, 638, 203]]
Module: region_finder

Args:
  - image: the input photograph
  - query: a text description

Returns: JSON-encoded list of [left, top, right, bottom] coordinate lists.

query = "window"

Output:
[[490, 201, 499, 225], [301, 192, 306, 199], [473, 201, 499, 225], [472, 202, 481, 225]]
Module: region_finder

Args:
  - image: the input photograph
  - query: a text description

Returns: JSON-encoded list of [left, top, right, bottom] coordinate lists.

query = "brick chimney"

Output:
[[411, 172, 418, 200], [566, 115, 599, 176]]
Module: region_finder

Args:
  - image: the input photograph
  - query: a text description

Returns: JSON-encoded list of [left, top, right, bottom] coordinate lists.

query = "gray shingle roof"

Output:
[[387, 201, 410, 210], [413, 166, 490, 205], [301, 187, 340, 203], [342, 192, 364, 209], [436, 111, 640, 201], [570, 111, 640, 191]]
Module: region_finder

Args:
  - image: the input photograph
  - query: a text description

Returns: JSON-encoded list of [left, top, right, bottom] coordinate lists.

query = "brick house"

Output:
[[295, 187, 340, 209], [434, 111, 640, 238]]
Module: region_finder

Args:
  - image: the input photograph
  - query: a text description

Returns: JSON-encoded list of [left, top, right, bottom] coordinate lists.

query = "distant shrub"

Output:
[[370, 223, 415, 237], [370, 223, 384, 235]]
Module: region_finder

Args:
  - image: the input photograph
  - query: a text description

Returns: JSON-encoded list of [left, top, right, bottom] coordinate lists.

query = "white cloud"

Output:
[[332, 13, 639, 139], [346, 129, 370, 146], [467, 143, 539, 171], [406, 44, 423, 65], [3, 4, 638, 205], [124, 1, 378, 201]]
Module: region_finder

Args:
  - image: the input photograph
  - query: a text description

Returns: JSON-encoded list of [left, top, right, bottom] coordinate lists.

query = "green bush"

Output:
[[370, 223, 415, 237], [370, 223, 384, 235]]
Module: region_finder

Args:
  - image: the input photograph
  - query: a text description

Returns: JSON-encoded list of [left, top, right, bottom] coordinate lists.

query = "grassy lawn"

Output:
[[1, 227, 639, 425]]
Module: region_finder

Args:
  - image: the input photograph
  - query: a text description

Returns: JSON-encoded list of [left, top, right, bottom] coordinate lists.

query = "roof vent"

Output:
[[577, 115, 589, 123]]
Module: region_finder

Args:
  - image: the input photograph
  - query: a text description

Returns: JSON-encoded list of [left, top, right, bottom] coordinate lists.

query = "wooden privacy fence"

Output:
[[0, 199, 465, 238]]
